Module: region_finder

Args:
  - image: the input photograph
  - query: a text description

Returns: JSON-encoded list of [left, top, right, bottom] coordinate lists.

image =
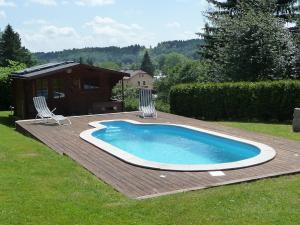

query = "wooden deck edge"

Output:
[[137, 169, 300, 200], [15, 121, 64, 155]]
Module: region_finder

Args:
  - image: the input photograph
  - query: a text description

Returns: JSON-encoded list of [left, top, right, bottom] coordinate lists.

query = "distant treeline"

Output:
[[33, 39, 204, 66]]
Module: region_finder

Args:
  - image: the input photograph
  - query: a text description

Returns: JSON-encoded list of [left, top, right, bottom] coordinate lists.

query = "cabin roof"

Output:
[[11, 61, 129, 79]]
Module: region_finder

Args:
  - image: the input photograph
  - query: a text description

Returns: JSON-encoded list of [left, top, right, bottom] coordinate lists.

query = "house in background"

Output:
[[11, 61, 129, 119], [122, 70, 154, 89]]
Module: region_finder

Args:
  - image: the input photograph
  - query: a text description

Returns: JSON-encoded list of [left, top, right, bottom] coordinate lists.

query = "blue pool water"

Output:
[[92, 121, 260, 165]]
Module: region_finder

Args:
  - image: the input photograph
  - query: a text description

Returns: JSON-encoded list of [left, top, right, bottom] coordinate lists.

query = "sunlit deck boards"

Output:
[[16, 112, 300, 199]]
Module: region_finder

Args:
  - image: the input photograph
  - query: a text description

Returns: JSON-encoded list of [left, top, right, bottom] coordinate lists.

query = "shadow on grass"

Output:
[[0, 115, 15, 128]]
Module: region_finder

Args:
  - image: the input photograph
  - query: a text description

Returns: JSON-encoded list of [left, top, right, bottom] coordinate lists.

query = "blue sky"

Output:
[[0, 0, 209, 52]]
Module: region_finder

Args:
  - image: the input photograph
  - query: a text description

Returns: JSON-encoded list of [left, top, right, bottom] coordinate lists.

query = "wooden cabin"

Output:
[[11, 62, 129, 119]]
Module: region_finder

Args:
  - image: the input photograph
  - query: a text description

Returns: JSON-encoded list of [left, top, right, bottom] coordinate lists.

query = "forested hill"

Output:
[[33, 39, 203, 66], [151, 39, 202, 58]]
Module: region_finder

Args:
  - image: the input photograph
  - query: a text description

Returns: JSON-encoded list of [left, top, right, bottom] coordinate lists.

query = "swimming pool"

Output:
[[80, 120, 276, 171]]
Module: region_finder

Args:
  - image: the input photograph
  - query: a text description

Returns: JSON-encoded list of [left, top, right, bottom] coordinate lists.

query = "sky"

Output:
[[0, 0, 210, 52]]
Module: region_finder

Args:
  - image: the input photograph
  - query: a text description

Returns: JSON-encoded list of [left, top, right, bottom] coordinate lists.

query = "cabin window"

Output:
[[82, 78, 100, 90], [36, 79, 48, 99], [53, 79, 65, 99]]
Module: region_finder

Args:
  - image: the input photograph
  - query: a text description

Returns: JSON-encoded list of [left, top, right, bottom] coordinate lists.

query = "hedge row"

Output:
[[170, 80, 300, 121]]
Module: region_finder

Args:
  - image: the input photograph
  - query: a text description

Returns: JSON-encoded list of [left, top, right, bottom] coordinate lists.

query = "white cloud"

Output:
[[19, 24, 80, 52], [40, 25, 77, 37], [75, 0, 114, 6], [85, 17, 142, 34], [19, 17, 156, 52], [166, 22, 181, 29], [84, 16, 154, 46], [29, 0, 57, 6], [0, 10, 6, 19], [0, 0, 16, 7]]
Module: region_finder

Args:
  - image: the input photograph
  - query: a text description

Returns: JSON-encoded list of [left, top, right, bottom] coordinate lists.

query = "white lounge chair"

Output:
[[33, 96, 71, 125], [139, 88, 157, 118]]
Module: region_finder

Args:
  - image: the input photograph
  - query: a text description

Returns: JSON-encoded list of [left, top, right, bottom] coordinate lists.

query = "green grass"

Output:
[[0, 111, 300, 225], [220, 121, 300, 141]]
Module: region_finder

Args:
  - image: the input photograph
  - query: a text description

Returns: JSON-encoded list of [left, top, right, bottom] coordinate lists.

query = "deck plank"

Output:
[[16, 112, 300, 199]]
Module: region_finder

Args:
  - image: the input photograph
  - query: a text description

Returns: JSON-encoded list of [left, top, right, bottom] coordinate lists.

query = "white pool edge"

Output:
[[80, 119, 277, 171]]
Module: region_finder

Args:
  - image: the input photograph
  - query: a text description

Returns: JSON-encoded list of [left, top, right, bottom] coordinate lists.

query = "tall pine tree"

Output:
[[0, 24, 33, 66], [200, 0, 300, 58], [200, 0, 297, 81], [206, 0, 299, 20], [140, 51, 155, 76]]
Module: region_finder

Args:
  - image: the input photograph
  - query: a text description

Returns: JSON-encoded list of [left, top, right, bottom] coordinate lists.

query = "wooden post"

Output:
[[121, 79, 125, 112]]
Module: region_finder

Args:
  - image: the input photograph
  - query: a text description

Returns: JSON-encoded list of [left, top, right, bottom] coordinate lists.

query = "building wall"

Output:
[[123, 72, 154, 89]]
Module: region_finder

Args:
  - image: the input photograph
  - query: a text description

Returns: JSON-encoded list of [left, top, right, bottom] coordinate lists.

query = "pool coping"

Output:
[[80, 119, 276, 171]]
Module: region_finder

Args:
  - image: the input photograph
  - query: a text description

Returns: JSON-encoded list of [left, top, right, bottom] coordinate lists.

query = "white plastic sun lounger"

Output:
[[33, 96, 71, 125], [139, 88, 157, 118]]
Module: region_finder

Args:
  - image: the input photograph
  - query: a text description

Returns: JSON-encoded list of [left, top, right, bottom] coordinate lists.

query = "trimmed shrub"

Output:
[[170, 80, 300, 121]]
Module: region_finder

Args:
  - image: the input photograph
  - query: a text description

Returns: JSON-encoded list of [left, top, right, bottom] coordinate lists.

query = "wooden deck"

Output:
[[16, 112, 300, 199]]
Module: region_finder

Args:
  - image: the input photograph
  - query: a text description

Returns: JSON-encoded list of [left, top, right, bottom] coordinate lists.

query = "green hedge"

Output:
[[170, 80, 300, 121]]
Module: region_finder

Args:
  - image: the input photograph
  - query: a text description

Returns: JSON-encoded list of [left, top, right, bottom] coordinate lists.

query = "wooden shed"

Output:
[[11, 62, 129, 119]]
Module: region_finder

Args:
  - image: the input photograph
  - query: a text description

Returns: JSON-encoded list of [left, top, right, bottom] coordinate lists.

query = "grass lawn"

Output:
[[220, 121, 300, 141], [0, 111, 300, 225]]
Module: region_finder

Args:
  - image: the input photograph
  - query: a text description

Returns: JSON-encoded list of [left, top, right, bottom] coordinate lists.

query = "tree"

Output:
[[0, 60, 26, 109], [112, 83, 139, 111], [158, 53, 188, 75], [200, 0, 297, 81], [0, 24, 33, 66], [206, 0, 299, 21], [97, 61, 121, 71], [293, 18, 300, 75], [177, 61, 210, 83], [275, 0, 300, 22], [86, 57, 95, 66], [140, 51, 155, 76], [200, 0, 300, 66], [78, 57, 84, 64], [129, 63, 139, 70], [154, 59, 210, 103]]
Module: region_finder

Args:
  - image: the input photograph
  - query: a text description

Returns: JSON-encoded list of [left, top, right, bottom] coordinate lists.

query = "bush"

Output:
[[170, 80, 300, 121], [124, 97, 138, 111], [0, 61, 26, 110], [112, 83, 139, 111], [155, 99, 170, 113]]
